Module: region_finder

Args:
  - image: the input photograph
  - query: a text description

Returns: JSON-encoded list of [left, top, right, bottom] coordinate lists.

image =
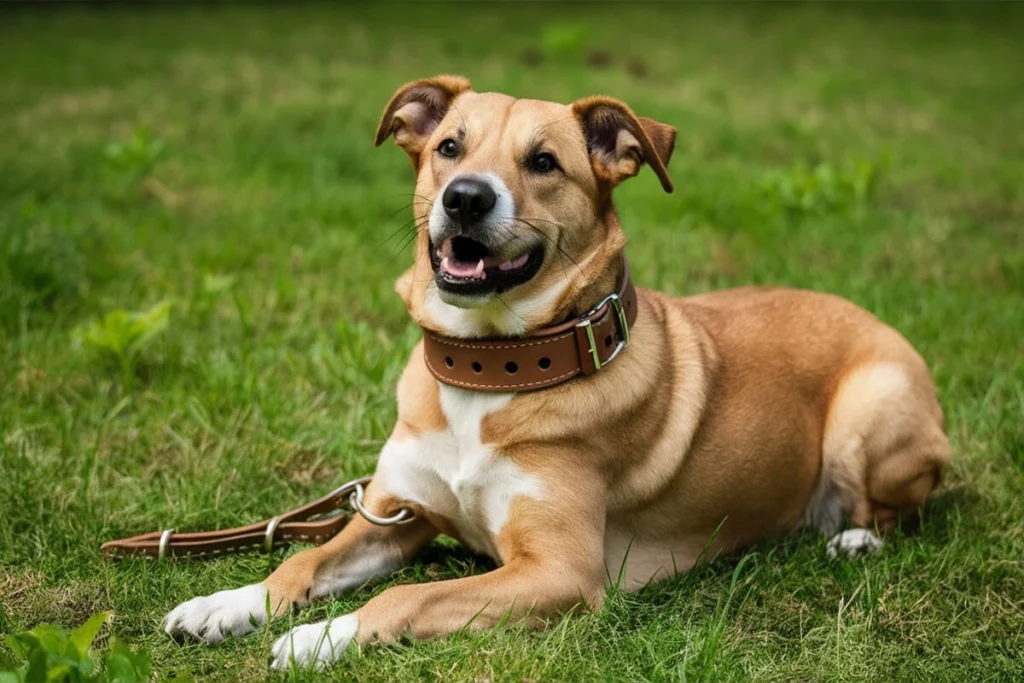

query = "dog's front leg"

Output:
[[163, 492, 436, 643], [270, 475, 606, 670]]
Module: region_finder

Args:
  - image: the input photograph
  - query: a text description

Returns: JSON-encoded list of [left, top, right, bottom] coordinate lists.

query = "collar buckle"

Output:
[[576, 292, 630, 372]]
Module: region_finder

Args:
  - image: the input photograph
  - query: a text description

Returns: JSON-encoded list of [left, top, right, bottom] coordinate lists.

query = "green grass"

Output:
[[2, 3, 1023, 681]]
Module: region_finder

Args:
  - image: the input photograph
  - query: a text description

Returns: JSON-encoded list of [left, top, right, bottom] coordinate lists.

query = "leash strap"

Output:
[[101, 476, 410, 560]]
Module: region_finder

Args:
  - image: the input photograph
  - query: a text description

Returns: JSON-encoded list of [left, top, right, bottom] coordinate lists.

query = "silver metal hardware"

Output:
[[575, 293, 630, 371], [158, 529, 175, 560], [263, 516, 282, 553], [350, 482, 414, 526]]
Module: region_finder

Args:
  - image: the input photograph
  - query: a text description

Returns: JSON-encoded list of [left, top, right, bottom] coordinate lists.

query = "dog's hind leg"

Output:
[[163, 484, 436, 644], [813, 357, 951, 558]]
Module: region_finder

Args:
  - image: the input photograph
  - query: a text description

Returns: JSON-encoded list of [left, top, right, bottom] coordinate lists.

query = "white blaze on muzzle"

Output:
[[428, 171, 517, 246]]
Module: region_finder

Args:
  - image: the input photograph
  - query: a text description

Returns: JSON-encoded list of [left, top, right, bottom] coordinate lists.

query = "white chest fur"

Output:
[[375, 385, 544, 559]]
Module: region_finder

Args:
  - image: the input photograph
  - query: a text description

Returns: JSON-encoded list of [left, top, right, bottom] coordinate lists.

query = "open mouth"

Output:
[[430, 236, 544, 296]]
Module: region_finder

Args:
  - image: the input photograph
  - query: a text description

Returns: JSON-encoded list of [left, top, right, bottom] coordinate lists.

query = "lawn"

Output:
[[1, 3, 1023, 681]]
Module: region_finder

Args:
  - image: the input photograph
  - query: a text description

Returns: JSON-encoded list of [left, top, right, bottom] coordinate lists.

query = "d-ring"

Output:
[[158, 528, 175, 560], [350, 483, 413, 526], [263, 516, 282, 553]]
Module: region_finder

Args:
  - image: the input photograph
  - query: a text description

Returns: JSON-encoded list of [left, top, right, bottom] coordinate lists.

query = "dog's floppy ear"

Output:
[[375, 75, 473, 162], [571, 96, 676, 193]]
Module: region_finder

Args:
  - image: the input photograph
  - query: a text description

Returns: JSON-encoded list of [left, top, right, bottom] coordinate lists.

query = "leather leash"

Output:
[[101, 477, 411, 560], [422, 254, 638, 392]]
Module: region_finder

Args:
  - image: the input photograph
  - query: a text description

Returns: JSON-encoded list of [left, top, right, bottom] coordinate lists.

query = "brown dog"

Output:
[[164, 75, 950, 669]]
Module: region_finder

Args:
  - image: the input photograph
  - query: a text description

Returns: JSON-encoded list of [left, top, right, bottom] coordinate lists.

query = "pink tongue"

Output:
[[438, 238, 529, 279], [441, 257, 485, 279]]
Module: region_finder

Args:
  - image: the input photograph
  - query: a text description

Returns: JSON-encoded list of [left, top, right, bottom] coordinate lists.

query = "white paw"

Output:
[[270, 614, 359, 671], [827, 529, 883, 559], [163, 584, 269, 643]]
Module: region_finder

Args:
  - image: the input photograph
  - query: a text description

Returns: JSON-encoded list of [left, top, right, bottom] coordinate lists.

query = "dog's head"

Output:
[[376, 75, 675, 337]]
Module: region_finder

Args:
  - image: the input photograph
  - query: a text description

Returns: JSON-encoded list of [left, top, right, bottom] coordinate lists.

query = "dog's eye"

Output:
[[529, 152, 559, 174], [437, 139, 459, 158]]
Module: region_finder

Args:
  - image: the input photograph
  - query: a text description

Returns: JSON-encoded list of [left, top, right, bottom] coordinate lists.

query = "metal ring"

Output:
[[350, 483, 413, 526], [324, 476, 373, 506], [263, 516, 282, 553], [158, 528, 175, 560]]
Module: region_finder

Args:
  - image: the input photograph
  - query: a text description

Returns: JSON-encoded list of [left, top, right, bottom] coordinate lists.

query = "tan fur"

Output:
[[180, 76, 951, 659], [261, 508, 437, 617]]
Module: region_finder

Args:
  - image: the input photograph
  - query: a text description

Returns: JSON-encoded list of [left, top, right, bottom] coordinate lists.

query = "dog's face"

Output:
[[376, 75, 675, 333]]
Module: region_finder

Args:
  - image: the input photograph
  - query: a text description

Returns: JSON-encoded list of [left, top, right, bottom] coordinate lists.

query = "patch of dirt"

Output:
[[0, 567, 107, 629]]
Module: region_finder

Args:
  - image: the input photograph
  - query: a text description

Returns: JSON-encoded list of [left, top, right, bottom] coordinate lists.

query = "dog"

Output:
[[163, 75, 951, 670]]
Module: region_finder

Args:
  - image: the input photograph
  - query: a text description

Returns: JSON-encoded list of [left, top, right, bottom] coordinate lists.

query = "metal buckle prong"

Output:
[[578, 319, 601, 370], [576, 293, 629, 372], [612, 295, 629, 346]]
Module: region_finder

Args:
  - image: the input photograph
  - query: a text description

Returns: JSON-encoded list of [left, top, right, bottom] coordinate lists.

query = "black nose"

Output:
[[442, 177, 497, 225]]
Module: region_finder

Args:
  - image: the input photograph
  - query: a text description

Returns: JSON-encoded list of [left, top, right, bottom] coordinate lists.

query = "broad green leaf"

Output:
[[105, 639, 151, 682], [69, 612, 108, 657], [43, 663, 72, 682], [23, 645, 47, 683], [4, 633, 32, 660]]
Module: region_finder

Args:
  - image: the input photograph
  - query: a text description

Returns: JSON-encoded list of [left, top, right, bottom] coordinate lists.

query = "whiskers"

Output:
[[382, 194, 434, 261]]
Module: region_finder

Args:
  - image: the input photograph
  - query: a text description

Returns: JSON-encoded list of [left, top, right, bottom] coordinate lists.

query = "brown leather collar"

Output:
[[422, 255, 638, 392]]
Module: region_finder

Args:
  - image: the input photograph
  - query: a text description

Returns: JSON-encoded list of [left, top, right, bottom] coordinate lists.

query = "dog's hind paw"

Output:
[[270, 615, 359, 671], [163, 584, 269, 643], [826, 528, 883, 559]]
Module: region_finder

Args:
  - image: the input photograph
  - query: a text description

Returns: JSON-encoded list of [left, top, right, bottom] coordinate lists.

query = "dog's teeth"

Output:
[[441, 257, 451, 272], [474, 259, 485, 277], [499, 252, 530, 271]]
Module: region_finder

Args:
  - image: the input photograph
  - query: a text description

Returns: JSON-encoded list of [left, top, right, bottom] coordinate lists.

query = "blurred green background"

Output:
[[1, 3, 1022, 681]]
